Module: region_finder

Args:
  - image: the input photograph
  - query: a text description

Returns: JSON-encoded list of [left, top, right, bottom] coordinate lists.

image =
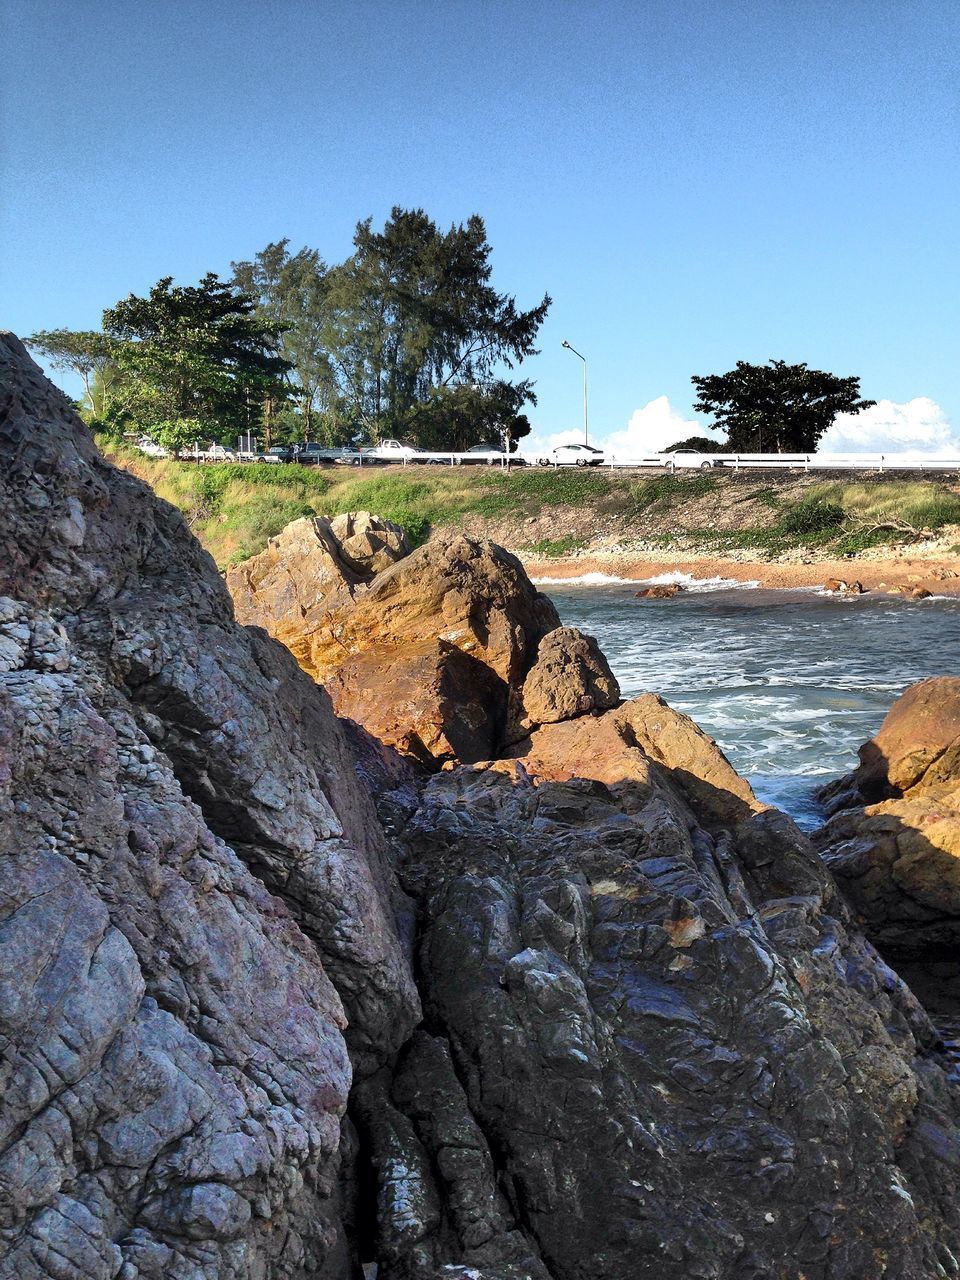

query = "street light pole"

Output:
[[561, 340, 588, 444]]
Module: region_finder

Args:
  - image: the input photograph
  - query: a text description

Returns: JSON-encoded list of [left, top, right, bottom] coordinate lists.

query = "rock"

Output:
[[507, 626, 620, 742], [290, 531, 560, 686], [889, 585, 933, 600], [0, 332, 419, 1278], [824, 578, 866, 594], [635, 582, 685, 598], [329, 509, 410, 575], [366, 741, 960, 1278], [846, 676, 960, 801], [815, 678, 960, 956], [226, 511, 409, 650], [506, 692, 761, 831], [326, 639, 508, 767]]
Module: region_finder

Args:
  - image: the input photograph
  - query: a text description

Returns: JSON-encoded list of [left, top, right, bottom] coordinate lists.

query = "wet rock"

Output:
[[823, 578, 866, 594], [635, 582, 685, 598]]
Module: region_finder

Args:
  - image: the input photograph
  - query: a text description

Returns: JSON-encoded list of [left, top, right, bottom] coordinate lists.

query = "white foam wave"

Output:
[[530, 571, 638, 586], [643, 571, 760, 593]]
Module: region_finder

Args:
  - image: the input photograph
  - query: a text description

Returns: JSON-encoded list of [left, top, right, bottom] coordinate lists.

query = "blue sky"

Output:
[[3, 0, 958, 453]]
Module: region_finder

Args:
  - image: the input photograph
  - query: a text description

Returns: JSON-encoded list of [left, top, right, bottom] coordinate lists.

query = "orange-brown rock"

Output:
[[824, 578, 866, 594], [505, 692, 762, 830], [851, 676, 960, 800], [325, 638, 507, 767], [507, 626, 619, 742], [226, 511, 409, 651], [816, 677, 960, 954], [288, 531, 561, 685]]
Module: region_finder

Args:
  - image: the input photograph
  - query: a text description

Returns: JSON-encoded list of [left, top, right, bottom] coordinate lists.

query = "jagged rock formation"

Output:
[[0, 334, 419, 1278], [816, 677, 960, 955], [230, 528, 620, 766], [227, 511, 410, 651], [3, 334, 960, 1278]]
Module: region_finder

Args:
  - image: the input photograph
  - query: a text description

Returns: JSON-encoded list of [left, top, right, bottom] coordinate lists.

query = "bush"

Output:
[[631, 473, 718, 511], [778, 498, 845, 534]]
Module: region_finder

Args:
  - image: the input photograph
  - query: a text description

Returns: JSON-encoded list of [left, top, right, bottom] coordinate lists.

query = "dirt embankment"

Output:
[[459, 469, 960, 594]]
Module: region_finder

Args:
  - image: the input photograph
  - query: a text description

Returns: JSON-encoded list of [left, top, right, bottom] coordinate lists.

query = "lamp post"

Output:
[[561, 340, 588, 444]]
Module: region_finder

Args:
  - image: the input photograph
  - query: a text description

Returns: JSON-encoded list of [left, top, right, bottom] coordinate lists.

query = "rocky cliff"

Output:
[[3, 334, 960, 1278]]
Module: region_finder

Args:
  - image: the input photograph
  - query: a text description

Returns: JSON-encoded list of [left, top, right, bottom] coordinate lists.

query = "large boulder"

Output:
[[506, 625, 619, 742], [507, 692, 761, 831], [844, 676, 960, 801], [816, 678, 960, 956], [0, 333, 419, 1278], [357, 739, 960, 1278], [293, 531, 561, 686], [226, 511, 409, 653]]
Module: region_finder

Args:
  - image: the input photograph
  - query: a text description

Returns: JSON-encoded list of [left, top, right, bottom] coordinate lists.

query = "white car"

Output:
[[664, 450, 726, 471], [366, 438, 419, 462], [135, 437, 168, 458], [538, 443, 605, 467]]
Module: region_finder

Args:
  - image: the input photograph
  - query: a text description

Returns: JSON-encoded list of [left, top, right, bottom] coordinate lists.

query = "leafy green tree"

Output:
[[664, 435, 731, 453], [24, 328, 129, 428], [230, 242, 339, 444], [407, 379, 533, 452], [102, 273, 290, 455], [323, 207, 550, 443], [691, 359, 875, 453]]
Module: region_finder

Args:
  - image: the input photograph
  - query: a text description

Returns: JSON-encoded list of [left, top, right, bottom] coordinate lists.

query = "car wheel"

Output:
[[576, 457, 588, 467], [538, 457, 550, 466], [699, 460, 713, 471], [352, 457, 362, 466]]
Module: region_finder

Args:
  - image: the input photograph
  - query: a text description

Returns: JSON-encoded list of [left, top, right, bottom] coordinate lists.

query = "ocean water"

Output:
[[542, 574, 960, 829]]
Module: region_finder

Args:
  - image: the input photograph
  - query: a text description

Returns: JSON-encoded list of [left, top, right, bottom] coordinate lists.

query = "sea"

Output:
[[540, 571, 960, 831]]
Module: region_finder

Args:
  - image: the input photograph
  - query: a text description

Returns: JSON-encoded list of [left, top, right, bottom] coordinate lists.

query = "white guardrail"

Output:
[[601, 452, 960, 472]]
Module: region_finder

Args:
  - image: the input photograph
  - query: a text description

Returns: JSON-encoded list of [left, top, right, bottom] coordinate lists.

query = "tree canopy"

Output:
[[102, 274, 290, 453], [27, 208, 550, 452], [691, 359, 875, 453]]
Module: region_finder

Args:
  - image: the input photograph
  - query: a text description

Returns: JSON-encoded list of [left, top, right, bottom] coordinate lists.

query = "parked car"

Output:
[[538, 443, 605, 467], [205, 443, 237, 460], [665, 450, 727, 471], [366, 438, 419, 462], [461, 443, 525, 465], [135, 437, 167, 458], [255, 444, 297, 463]]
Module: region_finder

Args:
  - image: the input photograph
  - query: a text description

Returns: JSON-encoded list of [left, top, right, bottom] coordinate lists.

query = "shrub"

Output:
[[778, 499, 845, 534], [631, 473, 718, 511]]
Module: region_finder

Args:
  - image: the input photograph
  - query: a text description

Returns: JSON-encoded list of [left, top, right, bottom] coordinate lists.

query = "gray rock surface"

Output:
[[3, 333, 960, 1278], [0, 333, 419, 1278]]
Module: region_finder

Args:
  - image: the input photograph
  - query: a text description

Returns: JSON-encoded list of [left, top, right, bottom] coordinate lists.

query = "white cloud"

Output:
[[821, 397, 960, 456], [524, 395, 959, 460], [525, 395, 718, 460]]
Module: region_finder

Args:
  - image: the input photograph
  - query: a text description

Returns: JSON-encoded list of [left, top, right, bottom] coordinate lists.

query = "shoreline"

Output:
[[520, 550, 960, 595]]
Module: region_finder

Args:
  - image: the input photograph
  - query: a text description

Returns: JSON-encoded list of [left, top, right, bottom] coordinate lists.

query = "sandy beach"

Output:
[[521, 549, 960, 594]]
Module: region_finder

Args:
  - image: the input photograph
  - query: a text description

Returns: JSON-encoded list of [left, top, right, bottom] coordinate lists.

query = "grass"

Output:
[[630, 472, 719, 512], [523, 534, 588, 557], [103, 446, 960, 568]]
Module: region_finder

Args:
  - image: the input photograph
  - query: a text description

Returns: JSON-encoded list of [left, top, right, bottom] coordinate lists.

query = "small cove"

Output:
[[543, 577, 960, 829]]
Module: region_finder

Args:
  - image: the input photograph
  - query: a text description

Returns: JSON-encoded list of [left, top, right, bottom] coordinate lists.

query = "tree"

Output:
[[406, 379, 534, 452], [664, 435, 731, 453], [102, 273, 290, 454], [24, 328, 129, 427], [230, 241, 339, 445], [322, 208, 550, 443], [691, 359, 875, 453]]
